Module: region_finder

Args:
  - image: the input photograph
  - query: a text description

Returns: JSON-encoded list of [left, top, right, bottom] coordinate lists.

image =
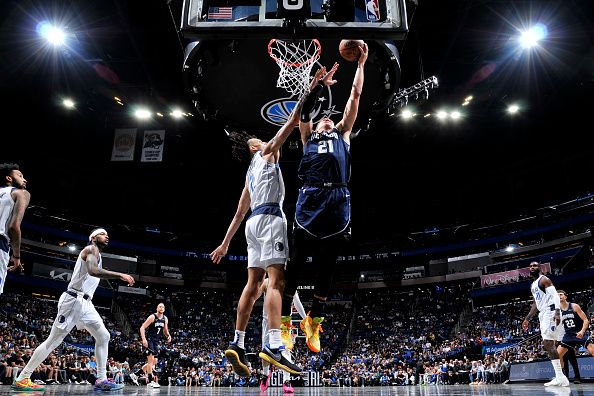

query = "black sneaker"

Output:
[[259, 345, 303, 375], [225, 343, 251, 377], [573, 379, 581, 384]]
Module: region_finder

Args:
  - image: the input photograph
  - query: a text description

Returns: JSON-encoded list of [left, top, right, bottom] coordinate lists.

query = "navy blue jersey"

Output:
[[297, 129, 351, 185], [295, 129, 351, 239], [561, 303, 585, 340], [147, 313, 167, 340]]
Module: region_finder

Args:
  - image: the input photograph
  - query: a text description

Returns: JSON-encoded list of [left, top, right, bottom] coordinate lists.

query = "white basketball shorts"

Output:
[[245, 213, 288, 269], [539, 309, 563, 341]]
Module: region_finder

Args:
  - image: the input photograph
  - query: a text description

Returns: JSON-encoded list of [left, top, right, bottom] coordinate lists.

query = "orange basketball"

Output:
[[339, 39, 364, 62]]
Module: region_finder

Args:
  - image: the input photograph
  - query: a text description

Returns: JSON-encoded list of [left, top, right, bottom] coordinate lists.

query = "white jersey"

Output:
[[531, 274, 553, 312], [0, 186, 15, 241], [67, 247, 102, 298], [247, 152, 285, 210]]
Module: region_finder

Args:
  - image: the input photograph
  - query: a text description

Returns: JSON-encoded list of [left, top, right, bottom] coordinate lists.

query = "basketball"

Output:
[[339, 39, 364, 62]]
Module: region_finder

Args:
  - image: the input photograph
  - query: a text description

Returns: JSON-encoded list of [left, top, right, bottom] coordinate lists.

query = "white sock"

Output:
[[233, 330, 246, 349], [268, 329, 282, 349], [551, 359, 564, 378]]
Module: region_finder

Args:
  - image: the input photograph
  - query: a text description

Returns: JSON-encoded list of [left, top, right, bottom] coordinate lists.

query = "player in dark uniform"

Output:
[[556, 290, 591, 383], [281, 42, 368, 354], [140, 303, 171, 388]]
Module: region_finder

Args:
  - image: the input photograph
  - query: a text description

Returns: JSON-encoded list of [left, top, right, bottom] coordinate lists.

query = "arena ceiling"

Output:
[[1, 0, 593, 252]]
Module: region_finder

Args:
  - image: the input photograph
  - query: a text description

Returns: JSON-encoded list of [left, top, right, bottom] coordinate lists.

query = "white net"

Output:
[[268, 39, 321, 97]]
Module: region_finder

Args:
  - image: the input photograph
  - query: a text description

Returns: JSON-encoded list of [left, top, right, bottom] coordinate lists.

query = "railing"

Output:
[[111, 299, 133, 337]]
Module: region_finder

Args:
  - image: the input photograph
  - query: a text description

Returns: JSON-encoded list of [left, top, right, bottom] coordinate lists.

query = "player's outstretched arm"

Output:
[[337, 43, 368, 140], [262, 108, 301, 160], [83, 245, 135, 285], [210, 184, 251, 264]]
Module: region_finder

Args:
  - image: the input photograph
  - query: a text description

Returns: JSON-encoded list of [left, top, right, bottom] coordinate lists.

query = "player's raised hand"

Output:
[[358, 43, 369, 65], [322, 62, 339, 86]]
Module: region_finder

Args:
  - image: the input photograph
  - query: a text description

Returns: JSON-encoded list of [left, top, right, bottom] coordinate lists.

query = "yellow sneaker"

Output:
[[300, 314, 324, 353], [12, 378, 46, 391], [281, 315, 295, 350]]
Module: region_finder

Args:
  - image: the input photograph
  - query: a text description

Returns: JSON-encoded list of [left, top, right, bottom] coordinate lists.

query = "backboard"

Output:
[[179, 0, 410, 134], [181, 0, 409, 40]]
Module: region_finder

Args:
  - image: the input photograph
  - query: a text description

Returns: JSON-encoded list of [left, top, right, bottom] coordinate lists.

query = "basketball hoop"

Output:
[[268, 39, 322, 97]]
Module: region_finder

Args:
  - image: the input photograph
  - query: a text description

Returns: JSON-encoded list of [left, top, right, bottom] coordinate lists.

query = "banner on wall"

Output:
[[481, 263, 551, 288], [140, 130, 165, 162], [111, 128, 137, 161], [33, 263, 73, 282]]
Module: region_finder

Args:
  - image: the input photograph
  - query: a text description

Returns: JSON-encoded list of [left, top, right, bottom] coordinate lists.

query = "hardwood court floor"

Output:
[[0, 383, 591, 395]]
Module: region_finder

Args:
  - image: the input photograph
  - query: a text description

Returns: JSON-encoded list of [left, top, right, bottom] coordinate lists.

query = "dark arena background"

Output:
[[1, 0, 594, 395]]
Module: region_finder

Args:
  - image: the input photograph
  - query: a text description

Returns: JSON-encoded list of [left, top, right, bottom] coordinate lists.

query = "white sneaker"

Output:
[[558, 376, 570, 387], [150, 381, 161, 388], [130, 373, 139, 385], [545, 377, 560, 387]]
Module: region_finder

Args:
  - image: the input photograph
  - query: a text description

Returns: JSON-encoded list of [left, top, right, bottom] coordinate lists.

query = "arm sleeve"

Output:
[[293, 292, 307, 320], [546, 285, 561, 309], [300, 82, 324, 123]]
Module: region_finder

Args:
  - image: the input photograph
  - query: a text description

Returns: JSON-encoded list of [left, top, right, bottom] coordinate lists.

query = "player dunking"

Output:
[[12, 228, 135, 391], [522, 261, 569, 387], [556, 290, 592, 383], [258, 277, 307, 393], [281, 43, 368, 354], [140, 302, 171, 388]]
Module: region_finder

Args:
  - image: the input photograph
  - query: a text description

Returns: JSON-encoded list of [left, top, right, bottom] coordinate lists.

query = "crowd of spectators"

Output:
[[0, 283, 591, 388]]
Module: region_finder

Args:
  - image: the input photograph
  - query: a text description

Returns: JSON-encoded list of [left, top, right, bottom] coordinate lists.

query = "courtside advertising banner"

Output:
[[509, 356, 594, 381], [141, 130, 166, 162], [111, 128, 137, 161]]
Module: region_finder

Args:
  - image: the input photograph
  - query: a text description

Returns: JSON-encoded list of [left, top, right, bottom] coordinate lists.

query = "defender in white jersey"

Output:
[[209, 85, 315, 378], [257, 277, 306, 393], [522, 261, 569, 387], [12, 228, 135, 392], [0, 163, 30, 293]]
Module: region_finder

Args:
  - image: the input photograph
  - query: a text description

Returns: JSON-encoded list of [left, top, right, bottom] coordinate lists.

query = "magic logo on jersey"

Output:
[[260, 83, 341, 127]]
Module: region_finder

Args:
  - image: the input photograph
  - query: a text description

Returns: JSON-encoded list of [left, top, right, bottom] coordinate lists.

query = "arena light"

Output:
[[450, 110, 461, 120], [401, 109, 414, 119], [436, 110, 448, 120], [62, 98, 75, 109], [37, 22, 66, 46], [507, 104, 520, 114], [134, 108, 151, 119], [519, 23, 547, 49], [170, 109, 184, 119]]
